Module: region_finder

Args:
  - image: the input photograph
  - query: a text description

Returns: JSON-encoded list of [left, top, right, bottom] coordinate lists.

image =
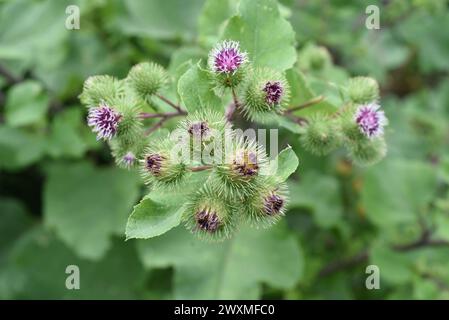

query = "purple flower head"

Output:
[[354, 103, 387, 139], [264, 194, 284, 216], [87, 103, 121, 141], [195, 209, 221, 233], [209, 40, 248, 74], [145, 154, 165, 175], [263, 81, 283, 105], [123, 152, 136, 168]]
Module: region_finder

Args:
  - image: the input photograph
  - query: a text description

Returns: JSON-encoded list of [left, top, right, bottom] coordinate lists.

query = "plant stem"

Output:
[[189, 165, 213, 172], [284, 113, 309, 126], [142, 109, 187, 136], [231, 88, 240, 109], [156, 94, 185, 113], [318, 228, 449, 277], [139, 111, 186, 119], [286, 95, 324, 114], [225, 102, 236, 123]]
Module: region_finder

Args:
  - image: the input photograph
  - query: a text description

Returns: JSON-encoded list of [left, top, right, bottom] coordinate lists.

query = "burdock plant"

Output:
[[80, 7, 389, 242]]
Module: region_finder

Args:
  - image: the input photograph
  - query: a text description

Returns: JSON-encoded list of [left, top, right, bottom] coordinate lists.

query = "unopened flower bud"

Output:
[[127, 62, 169, 101], [183, 186, 236, 241], [347, 76, 379, 104], [242, 67, 290, 120]]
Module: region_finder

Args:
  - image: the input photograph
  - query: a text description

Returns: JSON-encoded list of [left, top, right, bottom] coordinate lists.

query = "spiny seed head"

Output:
[[183, 186, 236, 241], [208, 40, 248, 74], [355, 103, 387, 139], [241, 67, 290, 121], [79, 75, 123, 107], [109, 135, 147, 170], [300, 114, 341, 155], [264, 194, 285, 215], [242, 180, 288, 228], [297, 42, 332, 71], [122, 152, 136, 168], [140, 138, 187, 187], [349, 137, 387, 166], [87, 103, 121, 141], [178, 110, 231, 163], [127, 62, 169, 101], [195, 209, 221, 233], [347, 76, 379, 104], [108, 96, 144, 148], [214, 138, 267, 199]]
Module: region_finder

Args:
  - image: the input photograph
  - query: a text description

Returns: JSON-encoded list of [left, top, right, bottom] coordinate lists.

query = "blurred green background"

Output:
[[1, 0, 449, 299]]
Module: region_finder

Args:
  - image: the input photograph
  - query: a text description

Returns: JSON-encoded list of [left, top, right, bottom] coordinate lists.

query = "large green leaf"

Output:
[[5, 81, 49, 127], [177, 64, 222, 113], [362, 159, 438, 228], [223, 0, 296, 71], [126, 171, 211, 240], [44, 162, 141, 260], [6, 227, 145, 299], [288, 171, 342, 228], [46, 108, 90, 158], [0, 0, 69, 63], [264, 146, 299, 182], [198, 0, 238, 46], [125, 196, 184, 240], [0, 125, 46, 171], [137, 223, 303, 299], [118, 0, 205, 41]]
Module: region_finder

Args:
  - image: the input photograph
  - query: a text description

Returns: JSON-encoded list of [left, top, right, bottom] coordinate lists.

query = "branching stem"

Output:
[[286, 95, 324, 114], [156, 94, 185, 113], [189, 165, 213, 172]]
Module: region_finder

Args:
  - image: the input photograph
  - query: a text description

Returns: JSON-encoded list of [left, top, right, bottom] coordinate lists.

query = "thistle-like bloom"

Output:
[[195, 209, 221, 233], [263, 81, 283, 105], [264, 194, 285, 215], [122, 152, 136, 168], [208, 40, 248, 74], [355, 103, 387, 139], [87, 103, 121, 140], [144, 154, 165, 175]]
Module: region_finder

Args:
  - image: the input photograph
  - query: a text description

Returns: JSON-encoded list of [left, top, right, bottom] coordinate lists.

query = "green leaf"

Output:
[[370, 242, 414, 285], [126, 171, 211, 240], [6, 227, 146, 299], [362, 159, 438, 228], [223, 0, 296, 71], [288, 171, 342, 228], [178, 64, 222, 113], [137, 223, 303, 299], [0, 0, 68, 63], [5, 81, 49, 127], [125, 196, 183, 240], [0, 198, 33, 264], [286, 69, 314, 106], [44, 162, 140, 260], [0, 125, 45, 170], [119, 0, 205, 41], [198, 0, 238, 46], [264, 146, 299, 182], [46, 108, 88, 158]]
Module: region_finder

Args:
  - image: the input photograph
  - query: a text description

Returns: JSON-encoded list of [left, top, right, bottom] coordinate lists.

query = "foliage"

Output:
[[1, 0, 449, 300]]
